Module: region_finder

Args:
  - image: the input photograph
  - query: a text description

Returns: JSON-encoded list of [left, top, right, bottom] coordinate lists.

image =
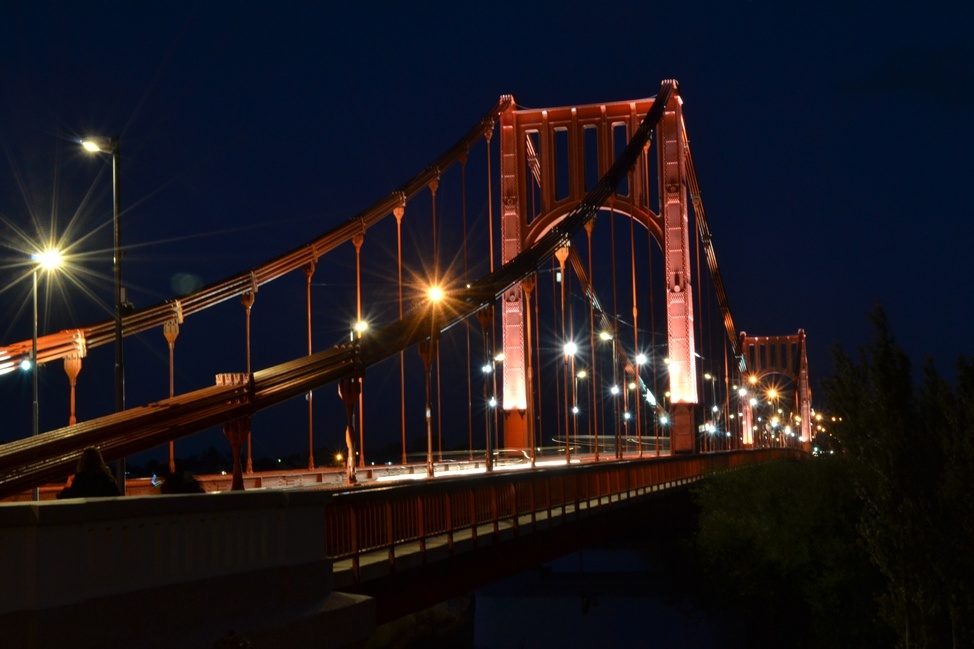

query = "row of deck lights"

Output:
[[348, 284, 673, 469], [562, 333, 673, 458]]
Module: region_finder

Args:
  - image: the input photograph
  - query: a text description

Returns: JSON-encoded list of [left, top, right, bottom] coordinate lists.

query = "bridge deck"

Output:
[[2, 449, 802, 647]]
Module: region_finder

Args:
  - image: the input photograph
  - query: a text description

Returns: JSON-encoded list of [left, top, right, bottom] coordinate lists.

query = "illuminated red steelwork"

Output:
[[739, 330, 812, 449], [0, 81, 814, 505], [497, 87, 698, 451], [324, 448, 800, 584]]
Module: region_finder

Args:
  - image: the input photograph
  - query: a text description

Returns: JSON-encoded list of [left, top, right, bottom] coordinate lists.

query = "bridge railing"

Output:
[[323, 448, 801, 583]]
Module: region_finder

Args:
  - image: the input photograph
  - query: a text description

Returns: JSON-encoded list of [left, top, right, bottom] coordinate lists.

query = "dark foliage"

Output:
[[825, 305, 974, 648], [693, 457, 889, 648]]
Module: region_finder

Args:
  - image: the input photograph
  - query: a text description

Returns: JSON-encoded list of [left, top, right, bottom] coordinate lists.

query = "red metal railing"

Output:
[[323, 448, 801, 582]]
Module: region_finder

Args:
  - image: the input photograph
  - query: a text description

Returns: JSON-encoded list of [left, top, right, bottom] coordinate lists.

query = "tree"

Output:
[[694, 458, 887, 648], [825, 305, 974, 648]]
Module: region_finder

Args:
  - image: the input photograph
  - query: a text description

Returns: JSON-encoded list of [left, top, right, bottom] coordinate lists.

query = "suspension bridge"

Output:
[[0, 79, 813, 647]]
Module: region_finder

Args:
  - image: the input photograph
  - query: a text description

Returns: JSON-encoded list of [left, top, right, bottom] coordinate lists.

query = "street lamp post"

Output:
[[576, 368, 588, 457], [30, 250, 62, 500], [635, 353, 647, 457], [31, 266, 39, 501], [600, 329, 621, 459], [423, 286, 444, 478], [476, 304, 495, 473], [82, 136, 126, 494], [563, 341, 577, 463]]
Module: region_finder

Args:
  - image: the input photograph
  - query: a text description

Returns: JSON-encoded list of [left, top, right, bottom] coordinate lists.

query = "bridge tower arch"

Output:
[[738, 330, 812, 450], [497, 89, 698, 453]]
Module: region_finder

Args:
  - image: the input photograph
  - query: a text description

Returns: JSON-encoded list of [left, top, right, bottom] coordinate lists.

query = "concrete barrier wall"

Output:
[[0, 489, 333, 615]]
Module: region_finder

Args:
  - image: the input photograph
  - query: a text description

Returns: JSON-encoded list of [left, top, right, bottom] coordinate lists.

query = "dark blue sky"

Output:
[[2, 2, 972, 462]]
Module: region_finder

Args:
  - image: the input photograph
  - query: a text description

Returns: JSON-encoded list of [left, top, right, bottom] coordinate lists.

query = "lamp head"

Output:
[[32, 249, 63, 270], [80, 136, 117, 154]]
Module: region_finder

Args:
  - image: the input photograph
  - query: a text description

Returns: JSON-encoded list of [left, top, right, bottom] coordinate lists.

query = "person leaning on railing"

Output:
[[57, 446, 121, 499]]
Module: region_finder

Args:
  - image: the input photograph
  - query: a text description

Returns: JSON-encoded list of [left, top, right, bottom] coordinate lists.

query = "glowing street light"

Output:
[[563, 341, 578, 462], [81, 135, 127, 493]]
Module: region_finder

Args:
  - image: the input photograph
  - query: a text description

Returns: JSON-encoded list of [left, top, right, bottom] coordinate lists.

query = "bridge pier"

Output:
[[502, 409, 528, 451], [670, 403, 695, 453]]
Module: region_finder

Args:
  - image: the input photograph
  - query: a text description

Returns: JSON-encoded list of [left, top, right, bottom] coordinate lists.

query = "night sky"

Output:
[[2, 2, 972, 464]]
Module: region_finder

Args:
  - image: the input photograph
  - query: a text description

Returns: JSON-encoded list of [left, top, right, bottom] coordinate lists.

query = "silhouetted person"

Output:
[[161, 469, 205, 494], [57, 447, 120, 499]]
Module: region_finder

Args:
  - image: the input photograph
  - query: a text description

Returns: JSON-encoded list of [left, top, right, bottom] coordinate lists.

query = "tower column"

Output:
[[498, 101, 528, 450], [658, 91, 697, 452]]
